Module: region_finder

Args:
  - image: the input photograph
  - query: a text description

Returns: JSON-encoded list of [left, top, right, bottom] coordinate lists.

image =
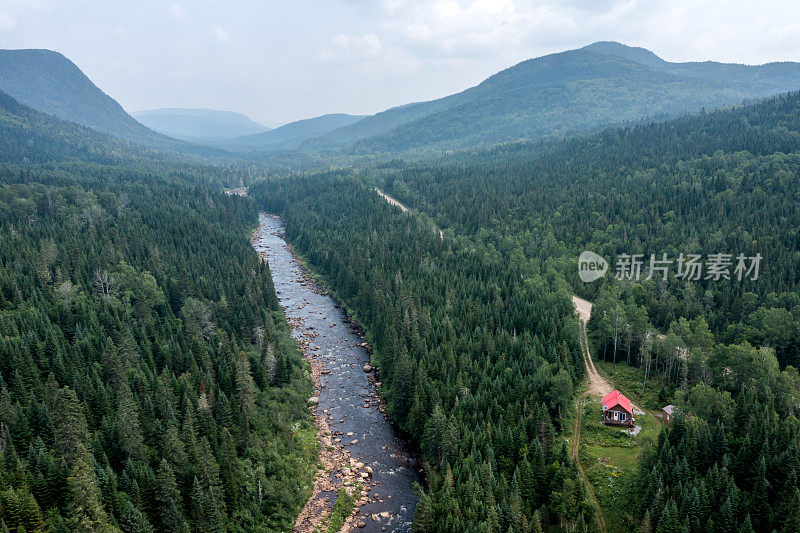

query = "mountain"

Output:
[[132, 108, 269, 141], [302, 42, 800, 155], [225, 113, 366, 150], [0, 88, 152, 165], [0, 49, 181, 148], [348, 89, 800, 532], [584, 41, 800, 95]]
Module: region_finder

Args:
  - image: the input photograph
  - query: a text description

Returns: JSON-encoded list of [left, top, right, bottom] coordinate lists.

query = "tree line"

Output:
[[0, 97, 316, 531]]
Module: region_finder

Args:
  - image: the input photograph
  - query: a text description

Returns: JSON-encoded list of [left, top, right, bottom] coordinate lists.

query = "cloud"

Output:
[[318, 33, 384, 63], [377, 0, 628, 59], [316, 32, 419, 79], [212, 26, 229, 46], [116, 27, 131, 43], [0, 12, 17, 31], [321, 0, 800, 75], [169, 2, 183, 19]]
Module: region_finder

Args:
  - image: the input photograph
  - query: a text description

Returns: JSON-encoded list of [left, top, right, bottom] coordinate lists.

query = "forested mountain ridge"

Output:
[[0, 81, 316, 530], [223, 113, 366, 151], [0, 49, 229, 157], [132, 108, 270, 142], [586, 41, 800, 95], [0, 49, 167, 144], [0, 88, 258, 188], [298, 42, 800, 156], [363, 89, 800, 532], [0, 88, 156, 166]]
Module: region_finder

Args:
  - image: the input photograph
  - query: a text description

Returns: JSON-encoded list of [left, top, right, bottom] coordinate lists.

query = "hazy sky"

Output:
[[1, 0, 799, 125]]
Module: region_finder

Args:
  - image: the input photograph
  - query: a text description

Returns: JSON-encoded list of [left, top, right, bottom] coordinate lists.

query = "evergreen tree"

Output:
[[155, 460, 187, 533], [120, 501, 154, 533]]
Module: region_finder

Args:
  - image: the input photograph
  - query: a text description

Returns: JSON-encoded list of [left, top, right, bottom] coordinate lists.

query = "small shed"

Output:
[[601, 390, 635, 427], [663, 404, 675, 423]]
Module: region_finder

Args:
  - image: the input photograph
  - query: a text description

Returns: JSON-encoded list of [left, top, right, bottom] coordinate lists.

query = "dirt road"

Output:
[[374, 188, 409, 212], [374, 188, 443, 239], [571, 295, 609, 533], [573, 296, 614, 398]]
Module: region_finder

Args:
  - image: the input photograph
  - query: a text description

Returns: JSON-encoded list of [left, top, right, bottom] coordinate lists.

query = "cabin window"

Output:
[[621, 413, 626, 421], [613, 412, 619, 420]]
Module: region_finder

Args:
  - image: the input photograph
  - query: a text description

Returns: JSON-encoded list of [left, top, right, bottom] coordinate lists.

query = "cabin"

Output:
[[601, 390, 635, 427], [663, 404, 675, 422]]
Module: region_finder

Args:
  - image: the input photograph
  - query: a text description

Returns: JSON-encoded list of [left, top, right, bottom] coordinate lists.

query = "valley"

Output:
[[1, 23, 800, 532], [253, 213, 419, 532]]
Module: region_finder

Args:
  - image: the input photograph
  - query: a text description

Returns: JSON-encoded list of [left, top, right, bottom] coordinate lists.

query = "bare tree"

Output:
[[610, 304, 626, 365], [252, 324, 264, 348], [93, 269, 115, 300], [117, 192, 129, 217], [641, 331, 655, 393], [181, 298, 216, 340], [263, 342, 276, 385]]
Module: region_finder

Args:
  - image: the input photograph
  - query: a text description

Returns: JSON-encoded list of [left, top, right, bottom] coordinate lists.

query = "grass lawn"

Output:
[[579, 393, 663, 532]]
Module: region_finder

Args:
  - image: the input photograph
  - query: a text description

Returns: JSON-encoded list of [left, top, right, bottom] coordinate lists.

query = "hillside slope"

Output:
[[304, 42, 800, 155], [133, 107, 269, 141], [0, 88, 150, 165], [225, 113, 366, 150], [0, 49, 173, 144]]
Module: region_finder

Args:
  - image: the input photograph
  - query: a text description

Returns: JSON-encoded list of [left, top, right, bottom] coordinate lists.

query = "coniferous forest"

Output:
[[247, 90, 800, 533], [0, 94, 315, 531], [2, 26, 800, 533]]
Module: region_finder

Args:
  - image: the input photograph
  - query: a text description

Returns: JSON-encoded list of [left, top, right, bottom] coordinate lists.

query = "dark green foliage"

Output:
[[249, 173, 592, 531], [351, 89, 800, 531], [301, 42, 800, 157], [326, 488, 355, 533], [0, 97, 315, 530], [0, 49, 223, 156]]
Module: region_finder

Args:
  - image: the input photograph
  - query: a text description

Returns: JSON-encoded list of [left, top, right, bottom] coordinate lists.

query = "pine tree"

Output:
[[719, 496, 736, 533], [120, 500, 154, 533], [53, 387, 89, 466], [422, 404, 447, 466], [218, 429, 239, 511], [739, 514, 756, 533], [116, 384, 146, 462], [234, 351, 255, 439], [750, 455, 769, 532], [155, 460, 187, 533], [67, 456, 109, 531], [784, 488, 800, 533], [196, 438, 225, 517], [531, 510, 543, 533], [656, 500, 680, 533], [391, 347, 413, 423], [413, 485, 435, 533]]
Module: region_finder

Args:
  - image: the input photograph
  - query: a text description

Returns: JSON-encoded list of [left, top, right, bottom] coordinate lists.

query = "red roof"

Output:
[[602, 390, 632, 415]]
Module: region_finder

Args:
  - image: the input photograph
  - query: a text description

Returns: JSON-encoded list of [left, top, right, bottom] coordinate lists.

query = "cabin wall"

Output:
[[602, 405, 634, 426]]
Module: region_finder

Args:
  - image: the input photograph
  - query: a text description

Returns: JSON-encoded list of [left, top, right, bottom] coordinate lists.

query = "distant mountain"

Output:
[[0, 49, 237, 158], [225, 113, 366, 150], [133, 108, 269, 141], [0, 49, 179, 147], [303, 42, 800, 155], [584, 41, 800, 95]]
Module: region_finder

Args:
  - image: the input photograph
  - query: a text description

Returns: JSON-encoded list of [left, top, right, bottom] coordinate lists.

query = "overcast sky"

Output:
[[0, 0, 799, 126]]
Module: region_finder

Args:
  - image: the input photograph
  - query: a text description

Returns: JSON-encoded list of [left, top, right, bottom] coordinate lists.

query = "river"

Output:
[[252, 212, 419, 532]]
